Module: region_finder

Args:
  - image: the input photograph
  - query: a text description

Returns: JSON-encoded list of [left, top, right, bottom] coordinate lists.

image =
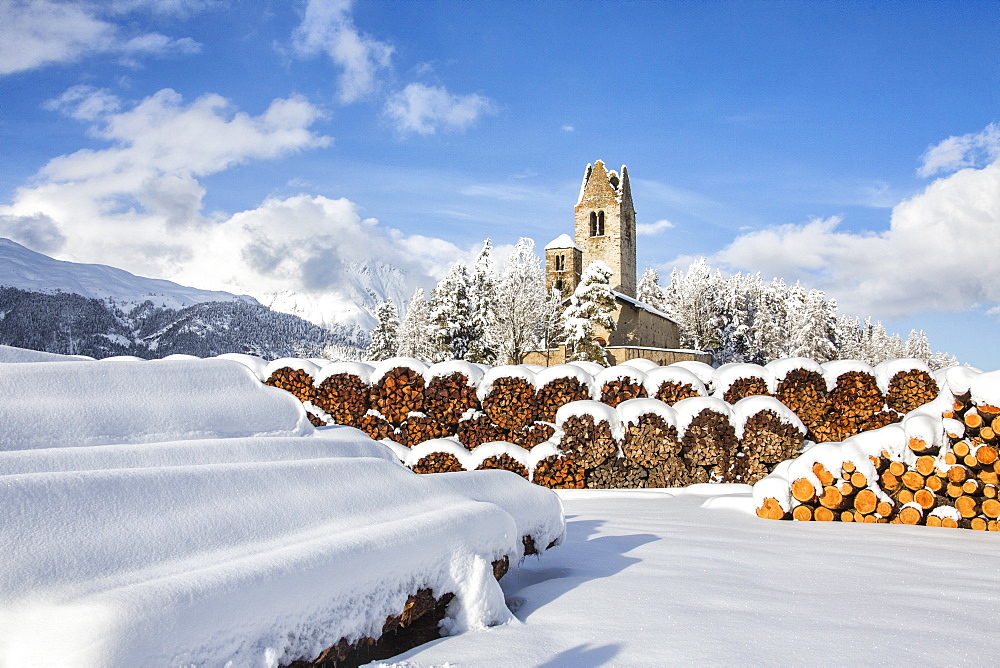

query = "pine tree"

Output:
[[366, 300, 399, 361], [467, 239, 499, 364], [637, 268, 667, 312], [789, 289, 837, 362], [486, 238, 550, 364], [561, 261, 617, 365], [430, 262, 474, 361], [396, 288, 437, 362]]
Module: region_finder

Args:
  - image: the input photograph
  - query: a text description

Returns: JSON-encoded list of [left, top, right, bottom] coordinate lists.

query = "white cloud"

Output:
[[918, 123, 1000, 178], [292, 0, 394, 104], [0, 87, 471, 327], [0, 0, 201, 75], [561, 125, 575, 132], [384, 83, 496, 135], [715, 132, 1000, 318], [636, 219, 675, 236]]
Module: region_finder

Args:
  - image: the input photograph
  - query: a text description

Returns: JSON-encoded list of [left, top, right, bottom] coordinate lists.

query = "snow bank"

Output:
[[215, 352, 268, 380], [555, 400, 625, 441], [616, 398, 678, 429], [0, 344, 93, 364], [729, 396, 806, 440], [0, 457, 564, 665], [0, 428, 396, 476], [936, 365, 981, 397], [0, 359, 312, 450]]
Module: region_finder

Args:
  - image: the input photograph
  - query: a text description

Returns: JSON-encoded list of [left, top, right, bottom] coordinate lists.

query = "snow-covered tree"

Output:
[[663, 258, 724, 353], [467, 239, 499, 364], [396, 288, 437, 362], [486, 238, 550, 364], [561, 261, 617, 365], [430, 262, 474, 361], [366, 299, 399, 361], [637, 268, 667, 312], [789, 288, 837, 362], [752, 278, 789, 363]]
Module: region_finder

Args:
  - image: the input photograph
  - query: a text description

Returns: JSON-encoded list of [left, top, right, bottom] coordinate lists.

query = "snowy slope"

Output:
[[0, 237, 257, 310], [393, 487, 1000, 666]]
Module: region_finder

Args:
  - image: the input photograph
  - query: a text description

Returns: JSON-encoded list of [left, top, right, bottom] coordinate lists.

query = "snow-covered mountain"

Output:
[[0, 238, 257, 310]]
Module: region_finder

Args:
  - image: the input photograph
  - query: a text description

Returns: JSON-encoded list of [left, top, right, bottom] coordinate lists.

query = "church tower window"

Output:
[[555, 254, 566, 271], [589, 211, 605, 237]]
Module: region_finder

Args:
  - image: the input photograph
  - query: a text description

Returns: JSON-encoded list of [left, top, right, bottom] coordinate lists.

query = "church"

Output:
[[523, 160, 711, 367]]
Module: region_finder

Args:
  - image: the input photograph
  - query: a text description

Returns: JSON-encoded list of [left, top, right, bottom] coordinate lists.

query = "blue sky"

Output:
[[1, 0, 998, 367]]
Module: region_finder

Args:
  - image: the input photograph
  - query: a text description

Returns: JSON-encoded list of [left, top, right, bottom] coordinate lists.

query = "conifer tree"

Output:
[[637, 267, 667, 312], [561, 261, 617, 365], [366, 299, 399, 361], [396, 288, 437, 362], [467, 239, 499, 364], [430, 262, 474, 361]]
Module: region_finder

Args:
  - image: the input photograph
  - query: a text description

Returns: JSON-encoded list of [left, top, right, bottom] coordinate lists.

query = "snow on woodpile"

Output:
[[263, 357, 321, 410], [0, 428, 398, 476], [369, 357, 428, 428], [643, 365, 707, 405], [672, 397, 737, 484], [0, 359, 312, 451], [215, 352, 268, 379], [729, 396, 808, 485], [406, 437, 472, 473], [468, 441, 531, 478], [669, 360, 715, 389], [0, 344, 93, 363], [0, 457, 565, 666], [595, 365, 648, 407], [711, 363, 773, 403], [970, 369, 1000, 409], [312, 362, 374, 428], [567, 360, 604, 375], [765, 357, 829, 434], [619, 357, 659, 372]]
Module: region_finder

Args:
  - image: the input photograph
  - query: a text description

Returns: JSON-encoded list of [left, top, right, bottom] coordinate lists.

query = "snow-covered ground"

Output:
[[391, 486, 1000, 666]]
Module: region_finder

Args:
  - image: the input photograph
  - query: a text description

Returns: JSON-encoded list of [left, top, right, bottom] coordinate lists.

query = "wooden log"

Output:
[[585, 455, 649, 489], [370, 366, 426, 427], [536, 376, 591, 422], [792, 504, 814, 521], [813, 506, 835, 522], [913, 488, 936, 510], [914, 456, 937, 477], [876, 500, 895, 517], [722, 376, 770, 404], [264, 367, 317, 404], [791, 478, 818, 503], [622, 413, 680, 469], [457, 412, 508, 449], [925, 475, 945, 493], [653, 381, 702, 406], [813, 462, 835, 486], [423, 372, 480, 427], [976, 445, 999, 466], [897, 505, 924, 525], [850, 471, 868, 488], [680, 408, 738, 475], [885, 369, 939, 414], [313, 372, 369, 427], [756, 497, 787, 520], [559, 414, 618, 470], [955, 495, 980, 519], [853, 488, 878, 515], [819, 485, 847, 510], [828, 370, 884, 429], [901, 470, 926, 491], [600, 378, 647, 408], [982, 498, 1000, 519]]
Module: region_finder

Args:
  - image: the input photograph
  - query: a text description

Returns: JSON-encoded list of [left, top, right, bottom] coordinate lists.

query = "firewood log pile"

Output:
[[476, 453, 530, 479], [251, 354, 951, 492], [754, 366, 1000, 531], [531, 453, 585, 489], [370, 360, 426, 427], [410, 450, 466, 474]]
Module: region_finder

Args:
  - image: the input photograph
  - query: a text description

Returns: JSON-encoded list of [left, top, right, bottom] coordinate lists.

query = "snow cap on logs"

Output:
[[764, 357, 824, 383], [477, 365, 538, 402], [729, 396, 806, 440], [672, 396, 733, 435], [371, 357, 428, 384], [316, 361, 374, 386], [616, 397, 678, 429], [642, 366, 707, 398], [424, 360, 484, 387], [711, 363, 775, 398], [555, 400, 625, 441]]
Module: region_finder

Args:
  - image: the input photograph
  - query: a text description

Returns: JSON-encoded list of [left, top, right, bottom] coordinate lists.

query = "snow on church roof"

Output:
[[545, 233, 581, 251]]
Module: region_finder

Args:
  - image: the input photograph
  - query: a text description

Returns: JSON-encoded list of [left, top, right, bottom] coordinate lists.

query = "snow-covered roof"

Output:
[[611, 290, 679, 325], [544, 233, 582, 251]]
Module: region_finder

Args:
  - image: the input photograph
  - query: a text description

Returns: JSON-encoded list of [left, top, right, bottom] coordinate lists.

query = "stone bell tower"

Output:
[[573, 160, 637, 297]]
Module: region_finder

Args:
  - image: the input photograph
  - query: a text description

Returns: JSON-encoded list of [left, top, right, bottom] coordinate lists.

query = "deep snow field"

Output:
[[392, 487, 1000, 666], [2, 345, 998, 667]]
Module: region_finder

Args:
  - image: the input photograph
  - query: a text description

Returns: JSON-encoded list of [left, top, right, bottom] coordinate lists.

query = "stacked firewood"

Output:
[[313, 370, 369, 427], [885, 368, 940, 414], [398, 413, 451, 447], [476, 453, 530, 479], [357, 411, 394, 441], [423, 368, 481, 428], [586, 456, 648, 489], [598, 368, 648, 408], [370, 362, 426, 426], [535, 367, 592, 421], [618, 399, 685, 487], [755, 368, 1000, 531], [556, 403, 620, 470], [264, 366, 316, 404], [480, 373, 537, 431], [457, 412, 508, 449], [676, 399, 738, 484], [410, 451, 465, 474], [772, 364, 829, 432], [729, 399, 807, 485], [531, 453, 585, 489]]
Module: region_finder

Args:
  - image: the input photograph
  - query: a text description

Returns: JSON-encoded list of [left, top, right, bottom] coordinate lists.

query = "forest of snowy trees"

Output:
[[372, 241, 957, 369]]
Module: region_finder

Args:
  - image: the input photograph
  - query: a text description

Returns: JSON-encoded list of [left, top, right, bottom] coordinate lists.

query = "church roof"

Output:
[[544, 233, 581, 251], [612, 290, 679, 325]]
